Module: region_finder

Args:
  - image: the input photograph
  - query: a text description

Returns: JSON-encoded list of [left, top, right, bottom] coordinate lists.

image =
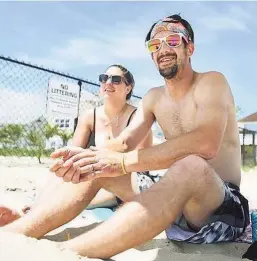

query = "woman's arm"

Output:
[[72, 109, 94, 148]]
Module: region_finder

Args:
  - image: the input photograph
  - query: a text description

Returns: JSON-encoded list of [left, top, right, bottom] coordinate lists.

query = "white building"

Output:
[[238, 112, 257, 145], [238, 112, 257, 165]]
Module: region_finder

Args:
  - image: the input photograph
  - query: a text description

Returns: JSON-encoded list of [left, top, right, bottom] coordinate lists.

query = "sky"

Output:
[[0, 1, 256, 120]]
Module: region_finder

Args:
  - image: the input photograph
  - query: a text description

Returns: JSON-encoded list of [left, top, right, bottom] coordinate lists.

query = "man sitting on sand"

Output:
[[1, 14, 250, 259]]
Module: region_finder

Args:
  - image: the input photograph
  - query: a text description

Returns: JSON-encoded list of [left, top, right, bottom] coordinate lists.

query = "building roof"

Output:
[[238, 112, 257, 123]]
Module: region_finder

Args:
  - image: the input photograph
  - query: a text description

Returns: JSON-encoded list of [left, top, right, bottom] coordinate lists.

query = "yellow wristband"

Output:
[[121, 154, 128, 175]]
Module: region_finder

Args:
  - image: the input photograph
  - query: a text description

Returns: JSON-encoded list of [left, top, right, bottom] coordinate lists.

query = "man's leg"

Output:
[[1, 172, 137, 238], [62, 155, 225, 259]]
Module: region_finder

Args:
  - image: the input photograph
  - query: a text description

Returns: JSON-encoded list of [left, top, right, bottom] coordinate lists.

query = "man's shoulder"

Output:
[[144, 86, 164, 97], [197, 70, 225, 80], [198, 71, 228, 85], [142, 86, 164, 105], [139, 86, 164, 111], [194, 71, 232, 103], [195, 71, 230, 93]]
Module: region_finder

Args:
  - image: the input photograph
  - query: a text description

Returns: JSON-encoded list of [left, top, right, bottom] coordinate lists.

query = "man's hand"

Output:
[[49, 146, 97, 184], [103, 138, 128, 152], [49, 146, 126, 183], [68, 147, 125, 182]]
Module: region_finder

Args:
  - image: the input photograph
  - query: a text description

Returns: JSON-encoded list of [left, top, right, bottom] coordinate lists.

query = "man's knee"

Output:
[[166, 155, 213, 186], [170, 155, 207, 174]]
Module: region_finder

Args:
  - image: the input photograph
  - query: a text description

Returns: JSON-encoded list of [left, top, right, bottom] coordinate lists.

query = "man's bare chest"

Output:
[[153, 98, 197, 139]]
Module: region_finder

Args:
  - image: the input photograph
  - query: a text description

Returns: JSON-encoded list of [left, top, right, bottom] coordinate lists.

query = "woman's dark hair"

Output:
[[145, 14, 194, 44], [106, 64, 135, 100]]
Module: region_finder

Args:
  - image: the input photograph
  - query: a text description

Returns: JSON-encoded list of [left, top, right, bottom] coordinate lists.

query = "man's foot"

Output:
[[0, 206, 21, 226]]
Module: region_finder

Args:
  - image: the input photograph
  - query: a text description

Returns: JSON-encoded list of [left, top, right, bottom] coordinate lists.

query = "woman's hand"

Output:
[[49, 146, 127, 183], [49, 146, 96, 183], [78, 147, 125, 181]]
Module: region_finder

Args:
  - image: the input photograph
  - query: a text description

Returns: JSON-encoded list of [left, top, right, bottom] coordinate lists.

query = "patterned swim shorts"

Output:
[[137, 173, 250, 244]]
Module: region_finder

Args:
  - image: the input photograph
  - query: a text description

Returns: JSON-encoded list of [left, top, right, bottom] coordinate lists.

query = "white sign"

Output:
[[47, 78, 80, 117], [46, 78, 80, 131]]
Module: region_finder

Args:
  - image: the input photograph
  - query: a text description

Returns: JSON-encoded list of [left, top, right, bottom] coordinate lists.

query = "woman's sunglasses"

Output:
[[99, 74, 128, 85], [146, 33, 188, 53]]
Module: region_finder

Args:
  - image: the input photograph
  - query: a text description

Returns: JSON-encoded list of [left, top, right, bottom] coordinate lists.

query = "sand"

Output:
[[0, 156, 255, 261]]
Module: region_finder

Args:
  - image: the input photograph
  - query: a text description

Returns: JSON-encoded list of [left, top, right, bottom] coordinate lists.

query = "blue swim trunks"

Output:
[[136, 173, 250, 244]]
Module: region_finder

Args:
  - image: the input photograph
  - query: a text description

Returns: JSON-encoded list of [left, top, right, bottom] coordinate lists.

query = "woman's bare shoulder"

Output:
[[78, 106, 103, 128]]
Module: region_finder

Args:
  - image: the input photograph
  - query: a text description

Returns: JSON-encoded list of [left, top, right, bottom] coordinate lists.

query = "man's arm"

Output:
[[49, 91, 155, 181], [124, 72, 230, 172], [106, 89, 156, 152], [136, 130, 153, 150]]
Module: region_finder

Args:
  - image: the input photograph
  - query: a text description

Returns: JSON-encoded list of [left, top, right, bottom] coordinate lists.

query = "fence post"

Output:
[[74, 80, 82, 132]]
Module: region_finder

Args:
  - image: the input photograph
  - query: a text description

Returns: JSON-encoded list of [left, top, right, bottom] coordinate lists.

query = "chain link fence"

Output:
[[1, 55, 253, 168], [0, 55, 146, 164]]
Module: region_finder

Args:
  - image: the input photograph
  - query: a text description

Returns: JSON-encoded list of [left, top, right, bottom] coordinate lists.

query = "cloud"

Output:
[[201, 16, 250, 32], [53, 23, 149, 65], [228, 5, 254, 21], [16, 53, 69, 71], [202, 16, 248, 31], [199, 4, 253, 33], [183, 2, 256, 45], [15, 18, 150, 71], [16, 2, 255, 70]]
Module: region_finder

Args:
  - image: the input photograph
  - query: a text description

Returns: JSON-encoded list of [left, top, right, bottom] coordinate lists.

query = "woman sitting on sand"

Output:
[[71, 64, 153, 209], [0, 64, 153, 225]]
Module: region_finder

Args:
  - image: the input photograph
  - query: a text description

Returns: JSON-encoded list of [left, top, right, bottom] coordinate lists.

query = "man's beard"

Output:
[[157, 54, 179, 79], [159, 64, 179, 79]]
